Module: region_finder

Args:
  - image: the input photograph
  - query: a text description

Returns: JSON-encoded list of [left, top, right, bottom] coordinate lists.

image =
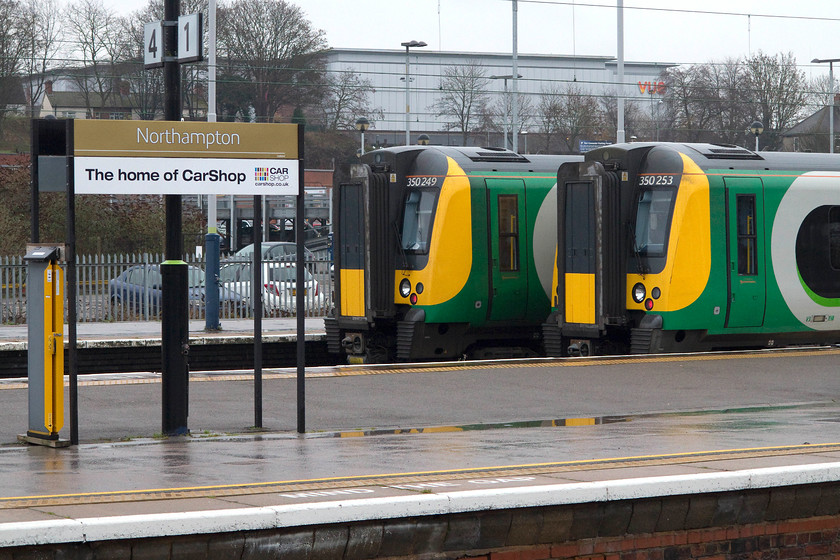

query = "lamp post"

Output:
[[355, 117, 369, 155], [490, 74, 522, 150], [401, 40, 427, 146], [749, 121, 763, 152], [812, 57, 839, 153]]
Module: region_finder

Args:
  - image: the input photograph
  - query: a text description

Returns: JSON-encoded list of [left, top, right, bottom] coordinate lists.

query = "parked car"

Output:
[[233, 242, 315, 263], [218, 261, 325, 315], [109, 265, 244, 315]]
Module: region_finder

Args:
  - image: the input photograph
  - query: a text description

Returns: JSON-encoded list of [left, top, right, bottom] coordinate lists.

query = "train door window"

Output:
[[736, 194, 758, 276], [831, 207, 840, 270], [498, 194, 519, 272], [401, 190, 438, 253]]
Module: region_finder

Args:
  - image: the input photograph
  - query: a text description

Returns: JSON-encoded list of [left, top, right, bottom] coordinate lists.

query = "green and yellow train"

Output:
[[325, 146, 581, 362], [545, 142, 840, 355]]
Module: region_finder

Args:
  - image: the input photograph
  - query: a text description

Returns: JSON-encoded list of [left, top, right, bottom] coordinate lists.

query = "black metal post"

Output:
[[161, 0, 189, 436], [253, 195, 263, 428], [30, 121, 39, 244], [296, 124, 305, 433]]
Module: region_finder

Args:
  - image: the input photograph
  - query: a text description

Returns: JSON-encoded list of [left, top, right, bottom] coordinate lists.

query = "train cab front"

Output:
[[545, 143, 683, 356], [325, 146, 455, 363], [545, 143, 717, 355]]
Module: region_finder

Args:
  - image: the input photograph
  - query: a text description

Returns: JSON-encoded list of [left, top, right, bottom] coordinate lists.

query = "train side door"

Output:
[[487, 178, 528, 321], [724, 177, 766, 328]]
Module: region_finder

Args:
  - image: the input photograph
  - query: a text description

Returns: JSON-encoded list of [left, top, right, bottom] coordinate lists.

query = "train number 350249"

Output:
[[406, 176, 440, 187]]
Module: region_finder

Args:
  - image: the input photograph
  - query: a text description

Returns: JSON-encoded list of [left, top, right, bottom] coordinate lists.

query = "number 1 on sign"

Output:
[[177, 13, 202, 63]]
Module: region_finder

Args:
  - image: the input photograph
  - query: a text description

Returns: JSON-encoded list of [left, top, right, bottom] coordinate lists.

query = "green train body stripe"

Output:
[[798, 267, 840, 307]]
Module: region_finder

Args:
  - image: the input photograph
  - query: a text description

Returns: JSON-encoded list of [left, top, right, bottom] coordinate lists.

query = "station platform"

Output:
[[2, 347, 840, 557], [0, 317, 327, 346], [0, 318, 330, 376]]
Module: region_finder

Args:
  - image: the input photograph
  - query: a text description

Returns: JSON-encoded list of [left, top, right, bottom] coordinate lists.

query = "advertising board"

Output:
[[73, 120, 300, 195]]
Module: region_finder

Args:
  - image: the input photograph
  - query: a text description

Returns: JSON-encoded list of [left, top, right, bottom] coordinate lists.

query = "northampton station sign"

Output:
[[73, 120, 300, 195]]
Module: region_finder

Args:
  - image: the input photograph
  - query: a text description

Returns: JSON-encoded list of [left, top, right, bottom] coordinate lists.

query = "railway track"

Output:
[[1, 337, 836, 379], [0, 338, 337, 378]]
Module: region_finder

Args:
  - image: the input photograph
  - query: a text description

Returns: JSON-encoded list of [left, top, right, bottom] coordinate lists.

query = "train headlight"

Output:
[[399, 278, 411, 298], [632, 283, 646, 304]]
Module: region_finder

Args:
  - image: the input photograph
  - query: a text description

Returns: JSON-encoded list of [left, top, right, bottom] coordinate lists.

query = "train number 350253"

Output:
[[637, 174, 677, 186]]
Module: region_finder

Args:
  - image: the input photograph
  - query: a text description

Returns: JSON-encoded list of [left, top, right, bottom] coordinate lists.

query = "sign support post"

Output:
[[161, 0, 189, 436]]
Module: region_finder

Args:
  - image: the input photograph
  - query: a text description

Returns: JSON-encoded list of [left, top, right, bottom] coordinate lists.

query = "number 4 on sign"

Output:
[[144, 21, 164, 69]]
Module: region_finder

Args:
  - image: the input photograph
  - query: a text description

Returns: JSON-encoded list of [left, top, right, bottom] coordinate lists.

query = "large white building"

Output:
[[326, 48, 673, 148]]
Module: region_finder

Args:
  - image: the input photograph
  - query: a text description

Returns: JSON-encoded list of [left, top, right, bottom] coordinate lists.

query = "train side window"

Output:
[[831, 206, 840, 270], [498, 194, 519, 272], [736, 194, 758, 276]]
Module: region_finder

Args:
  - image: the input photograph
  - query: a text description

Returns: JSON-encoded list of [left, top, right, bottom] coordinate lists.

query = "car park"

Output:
[[233, 242, 315, 263], [218, 261, 325, 315], [109, 264, 244, 315]]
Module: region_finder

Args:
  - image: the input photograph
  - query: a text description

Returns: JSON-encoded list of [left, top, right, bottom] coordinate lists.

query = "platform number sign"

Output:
[[143, 14, 203, 69], [144, 21, 164, 69], [177, 13, 203, 63]]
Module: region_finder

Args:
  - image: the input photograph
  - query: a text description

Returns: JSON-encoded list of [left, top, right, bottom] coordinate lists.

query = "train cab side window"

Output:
[[736, 194, 758, 276], [401, 190, 438, 253], [498, 195, 519, 272], [831, 207, 840, 270]]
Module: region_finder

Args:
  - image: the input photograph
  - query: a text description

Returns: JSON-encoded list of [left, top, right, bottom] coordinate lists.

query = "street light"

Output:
[[812, 57, 840, 153], [490, 74, 522, 150], [401, 40, 427, 146], [749, 121, 763, 152], [355, 117, 369, 155]]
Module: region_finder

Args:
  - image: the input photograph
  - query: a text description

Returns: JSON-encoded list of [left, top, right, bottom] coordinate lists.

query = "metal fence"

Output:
[[0, 252, 334, 325]]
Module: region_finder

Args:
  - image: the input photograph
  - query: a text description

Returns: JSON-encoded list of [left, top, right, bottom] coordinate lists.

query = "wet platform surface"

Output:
[[0, 346, 838, 541]]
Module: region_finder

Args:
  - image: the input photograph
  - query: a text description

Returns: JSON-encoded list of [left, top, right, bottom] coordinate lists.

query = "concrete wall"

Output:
[[4, 481, 840, 559]]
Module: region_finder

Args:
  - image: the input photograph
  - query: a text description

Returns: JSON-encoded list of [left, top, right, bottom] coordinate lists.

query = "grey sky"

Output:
[[109, 0, 840, 80]]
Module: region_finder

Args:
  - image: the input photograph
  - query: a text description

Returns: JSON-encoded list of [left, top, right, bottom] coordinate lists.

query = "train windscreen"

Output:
[[634, 188, 676, 257], [401, 190, 438, 253]]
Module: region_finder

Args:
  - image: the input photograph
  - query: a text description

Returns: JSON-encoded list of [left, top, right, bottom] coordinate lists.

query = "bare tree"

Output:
[[0, 0, 28, 137], [431, 60, 490, 146], [662, 53, 808, 149], [536, 84, 602, 153], [805, 73, 835, 116], [218, 0, 327, 123], [65, 0, 131, 118], [317, 68, 383, 131], [662, 63, 722, 142], [19, 0, 63, 117], [745, 51, 808, 150], [487, 87, 534, 150], [599, 91, 642, 144]]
